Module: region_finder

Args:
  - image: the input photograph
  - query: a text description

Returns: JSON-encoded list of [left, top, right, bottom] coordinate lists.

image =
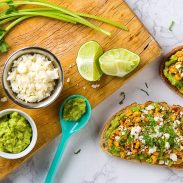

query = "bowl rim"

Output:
[[2, 46, 64, 109], [0, 109, 37, 159]]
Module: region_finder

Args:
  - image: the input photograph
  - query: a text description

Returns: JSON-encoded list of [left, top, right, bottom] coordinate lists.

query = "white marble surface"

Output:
[[2, 0, 183, 182]]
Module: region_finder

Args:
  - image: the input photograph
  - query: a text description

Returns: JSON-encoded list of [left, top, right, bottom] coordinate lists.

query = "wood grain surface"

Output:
[[0, 0, 162, 179]]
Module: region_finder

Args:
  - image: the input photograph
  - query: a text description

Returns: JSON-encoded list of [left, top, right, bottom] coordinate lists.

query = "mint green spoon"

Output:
[[44, 94, 91, 183]]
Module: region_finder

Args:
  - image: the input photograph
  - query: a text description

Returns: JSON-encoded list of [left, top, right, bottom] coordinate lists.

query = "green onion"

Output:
[[0, 12, 77, 24], [3, 0, 111, 36], [0, 16, 31, 40], [0, 16, 20, 25], [0, 0, 128, 53], [169, 20, 175, 31]]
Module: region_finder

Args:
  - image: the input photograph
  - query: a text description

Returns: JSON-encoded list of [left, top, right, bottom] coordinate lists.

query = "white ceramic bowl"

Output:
[[0, 109, 37, 159]]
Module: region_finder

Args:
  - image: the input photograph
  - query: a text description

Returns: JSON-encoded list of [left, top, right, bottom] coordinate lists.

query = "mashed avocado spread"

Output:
[[0, 112, 32, 153], [163, 50, 183, 93], [63, 98, 86, 121]]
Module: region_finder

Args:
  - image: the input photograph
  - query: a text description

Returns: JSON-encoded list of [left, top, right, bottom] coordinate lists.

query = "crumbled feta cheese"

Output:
[[148, 146, 157, 154], [165, 142, 170, 149], [173, 120, 180, 128], [154, 116, 163, 122], [121, 131, 125, 135], [141, 109, 148, 114], [170, 153, 177, 162], [146, 105, 155, 110], [127, 151, 132, 156], [139, 136, 145, 144], [160, 106, 165, 110], [0, 97, 7, 102], [115, 136, 120, 141], [66, 78, 71, 83], [159, 122, 163, 126], [159, 160, 164, 165], [154, 125, 160, 132], [7, 54, 60, 103], [164, 133, 170, 139], [17, 62, 28, 74], [91, 84, 100, 89], [175, 64, 182, 69], [130, 126, 141, 139], [118, 126, 123, 131]]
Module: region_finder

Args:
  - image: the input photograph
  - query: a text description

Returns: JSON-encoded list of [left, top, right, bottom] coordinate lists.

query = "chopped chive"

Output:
[[74, 149, 81, 154], [120, 91, 125, 96], [119, 91, 126, 105], [145, 82, 148, 88], [140, 89, 149, 96], [169, 21, 175, 31]]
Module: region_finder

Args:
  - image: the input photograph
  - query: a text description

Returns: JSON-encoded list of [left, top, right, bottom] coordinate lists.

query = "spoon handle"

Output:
[[44, 133, 70, 183]]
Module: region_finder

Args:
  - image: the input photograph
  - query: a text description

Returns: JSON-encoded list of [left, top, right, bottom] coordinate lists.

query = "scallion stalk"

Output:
[[0, 16, 32, 40], [0, 12, 77, 24], [2, 0, 111, 36]]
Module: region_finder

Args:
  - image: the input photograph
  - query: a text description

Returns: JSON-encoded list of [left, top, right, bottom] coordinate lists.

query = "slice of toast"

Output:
[[160, 45, 183, 97], [100, 101, 183, 169]]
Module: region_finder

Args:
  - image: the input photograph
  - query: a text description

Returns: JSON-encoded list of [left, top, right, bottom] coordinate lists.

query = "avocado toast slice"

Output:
[[160, 45, 183, 97], [100, 101, 183, 168]]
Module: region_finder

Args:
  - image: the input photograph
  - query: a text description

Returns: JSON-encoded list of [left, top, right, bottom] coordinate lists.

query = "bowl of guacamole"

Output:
[[0, 109, 37, 159]]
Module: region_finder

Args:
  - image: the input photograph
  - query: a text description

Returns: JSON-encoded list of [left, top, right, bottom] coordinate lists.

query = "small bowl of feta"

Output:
[[2, 47, 64, 109]]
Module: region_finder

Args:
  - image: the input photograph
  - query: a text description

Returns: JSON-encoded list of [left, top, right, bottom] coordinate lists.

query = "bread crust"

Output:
[[100, 101, 183, 169], [159, 45, 183, 97]]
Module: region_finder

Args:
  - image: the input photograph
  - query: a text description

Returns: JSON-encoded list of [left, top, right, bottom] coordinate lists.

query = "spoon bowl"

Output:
[[59, 94, 91, 135]]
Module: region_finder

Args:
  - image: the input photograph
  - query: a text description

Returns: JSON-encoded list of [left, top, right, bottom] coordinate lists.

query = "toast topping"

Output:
[[163, 50, 183, 94], [104, 102, 183, 167]]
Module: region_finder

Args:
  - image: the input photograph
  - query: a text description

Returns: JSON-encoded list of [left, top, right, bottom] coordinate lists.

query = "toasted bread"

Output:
[[100, 101, 183, 169], [160, 45, 183, 97]]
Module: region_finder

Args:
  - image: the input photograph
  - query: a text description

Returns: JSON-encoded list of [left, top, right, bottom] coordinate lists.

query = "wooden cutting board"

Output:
[[0, 0, 162, 179]]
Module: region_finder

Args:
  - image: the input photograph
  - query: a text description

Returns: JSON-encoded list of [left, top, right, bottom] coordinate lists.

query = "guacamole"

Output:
[[63, 98, 86, 121], [163, 50, 183, 93], [0, 112, 32, 153]]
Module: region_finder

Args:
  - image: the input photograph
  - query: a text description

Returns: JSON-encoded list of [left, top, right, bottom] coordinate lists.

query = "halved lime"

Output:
[[99, 48, 140, 77], [76, 41, 103, 81]]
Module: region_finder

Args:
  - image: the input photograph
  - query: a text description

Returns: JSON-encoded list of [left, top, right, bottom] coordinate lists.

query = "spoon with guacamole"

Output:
[[44, 95, 91, 183]]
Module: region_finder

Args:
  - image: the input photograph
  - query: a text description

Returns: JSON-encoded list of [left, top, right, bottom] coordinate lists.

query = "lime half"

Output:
[[76, 41, 103, 81], [99, 48, 140, 77]]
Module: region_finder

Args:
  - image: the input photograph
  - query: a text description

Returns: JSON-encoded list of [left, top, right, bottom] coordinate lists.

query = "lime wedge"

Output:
[[76, 41, 103, 81], [99, 48, 140, 77]]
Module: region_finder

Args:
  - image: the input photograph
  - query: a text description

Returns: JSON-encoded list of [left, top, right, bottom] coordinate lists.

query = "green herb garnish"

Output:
[[169, 20, 175, 31], [0, 40, 8, 53], [119, 91, 126, 105], [145, 82, 148, 88], [74, 149, 81, 154], [140, 89, 149, 96], [5, 0, 17, 15]]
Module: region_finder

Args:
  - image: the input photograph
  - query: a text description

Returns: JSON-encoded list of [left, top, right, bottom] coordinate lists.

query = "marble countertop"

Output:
[[2, 0, 183, 183]]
